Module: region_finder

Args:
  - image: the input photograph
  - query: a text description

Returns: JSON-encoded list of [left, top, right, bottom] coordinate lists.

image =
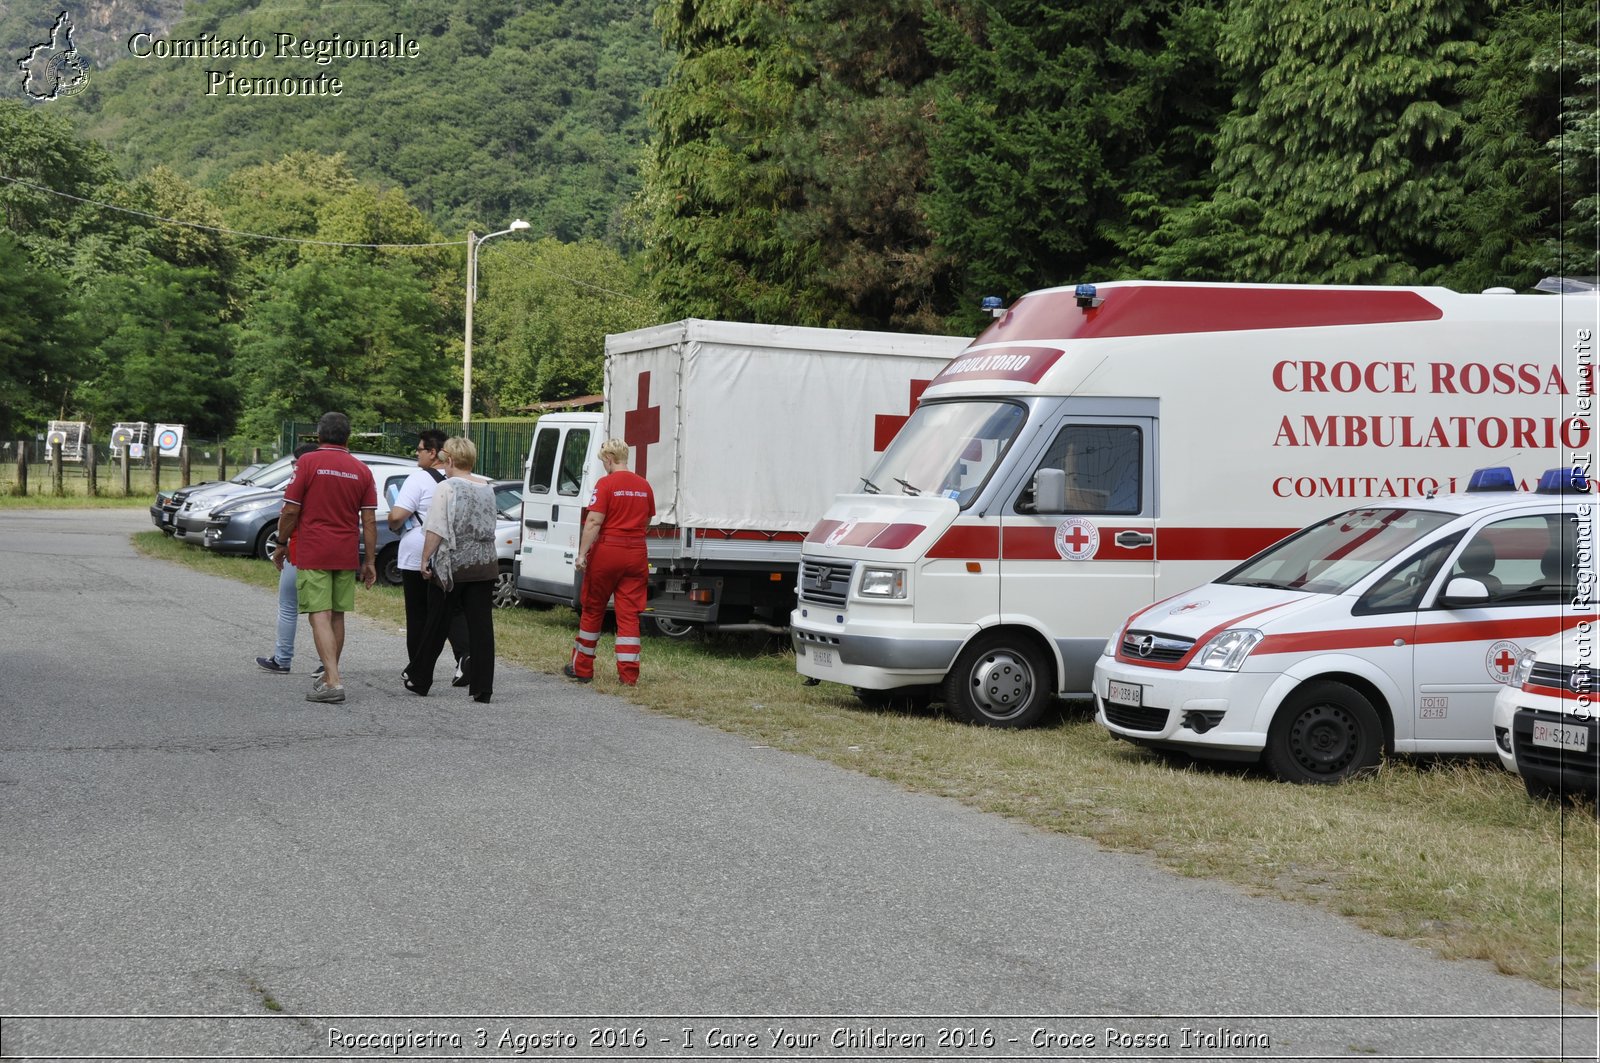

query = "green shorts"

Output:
[[297, 568, 356, 614]]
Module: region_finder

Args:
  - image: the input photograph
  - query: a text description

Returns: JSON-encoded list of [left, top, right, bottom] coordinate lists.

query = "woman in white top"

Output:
[[405, 436, 498, 702]]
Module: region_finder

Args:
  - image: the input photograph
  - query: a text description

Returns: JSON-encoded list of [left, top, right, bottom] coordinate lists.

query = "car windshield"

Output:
[[1218, 507, 1458, 594], [247, 457, 295, 489], [494, 484, 523, 519], [860, 400, 1027, 506]]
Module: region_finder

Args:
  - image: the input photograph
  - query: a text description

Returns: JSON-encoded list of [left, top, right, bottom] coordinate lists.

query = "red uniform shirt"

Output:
[[282, 445, 376, 570], [590, 469, 654, 546]]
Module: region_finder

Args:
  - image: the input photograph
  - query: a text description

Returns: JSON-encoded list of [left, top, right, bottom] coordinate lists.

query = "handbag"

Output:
[[452, 558, 499, 584]]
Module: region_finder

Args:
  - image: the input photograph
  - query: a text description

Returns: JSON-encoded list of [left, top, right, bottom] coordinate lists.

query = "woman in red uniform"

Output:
[[564, 438, 655, 685]]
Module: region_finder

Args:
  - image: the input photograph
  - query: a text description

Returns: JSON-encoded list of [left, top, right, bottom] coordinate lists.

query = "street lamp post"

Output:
[[463, 219, 530, 427]]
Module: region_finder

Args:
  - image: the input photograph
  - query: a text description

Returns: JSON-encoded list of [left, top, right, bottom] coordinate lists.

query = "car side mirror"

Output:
[[1440, 576, 1490, 607], [1033, 468, 1067, 514]]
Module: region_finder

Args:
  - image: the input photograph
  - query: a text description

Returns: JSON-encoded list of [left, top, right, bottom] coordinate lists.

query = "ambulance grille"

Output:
[[1119, 630, 1194, 663], [1529, 662, 1595, 695], [798, 560, 855, 607]]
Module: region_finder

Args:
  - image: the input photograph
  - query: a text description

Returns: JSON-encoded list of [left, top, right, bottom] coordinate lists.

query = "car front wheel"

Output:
[[1262, 680, 1383, 784], [492, 561, 518, 608]]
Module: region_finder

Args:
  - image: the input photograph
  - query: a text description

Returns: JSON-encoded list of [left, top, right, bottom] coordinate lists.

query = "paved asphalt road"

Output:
[[0, 509, 1593, 1062]]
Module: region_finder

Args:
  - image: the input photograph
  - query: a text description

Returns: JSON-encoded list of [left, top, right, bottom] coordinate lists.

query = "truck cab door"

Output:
[[518, 421, 596, 604], [998, 416, 1158, 696], [1408, 511, 1579, 752]]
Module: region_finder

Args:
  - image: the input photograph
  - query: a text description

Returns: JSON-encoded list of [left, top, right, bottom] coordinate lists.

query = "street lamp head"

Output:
[[509, 219, 530, 231]]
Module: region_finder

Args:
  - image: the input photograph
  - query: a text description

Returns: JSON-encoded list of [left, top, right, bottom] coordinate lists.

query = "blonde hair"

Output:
[[441, 436, 477, 472], [599, 438, 630, 464]]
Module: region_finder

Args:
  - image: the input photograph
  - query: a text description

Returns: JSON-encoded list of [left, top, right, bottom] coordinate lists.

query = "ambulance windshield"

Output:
[[863, 400, 1027, 506], [1219, 507, 1457, 594]]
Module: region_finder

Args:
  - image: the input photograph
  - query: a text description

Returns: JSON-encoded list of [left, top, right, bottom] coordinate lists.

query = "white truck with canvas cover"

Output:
[[790, 280, 1595, 727], [1095, 468, 1593, 782], [513, 319, 968, 632]]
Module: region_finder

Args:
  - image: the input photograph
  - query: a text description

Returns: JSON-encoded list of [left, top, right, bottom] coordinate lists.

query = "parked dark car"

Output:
[[202, 459, 414, 576]]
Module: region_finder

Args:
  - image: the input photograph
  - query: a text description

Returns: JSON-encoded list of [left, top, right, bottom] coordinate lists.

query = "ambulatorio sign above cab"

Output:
[[126, 30, 421, 97]]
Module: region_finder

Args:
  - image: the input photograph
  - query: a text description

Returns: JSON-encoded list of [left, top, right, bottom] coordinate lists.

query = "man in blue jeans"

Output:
[[256, 444, 322, 675]]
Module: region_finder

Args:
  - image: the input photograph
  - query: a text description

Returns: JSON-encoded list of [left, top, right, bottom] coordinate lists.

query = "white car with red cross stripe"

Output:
[[1093, 469, 1593, 782], [1493, 629, 1599, 800]]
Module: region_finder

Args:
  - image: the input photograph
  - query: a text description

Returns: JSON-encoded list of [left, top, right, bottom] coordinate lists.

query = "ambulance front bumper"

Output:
[[1093, 656, 1277, 755], [790, 606, 966, 688]]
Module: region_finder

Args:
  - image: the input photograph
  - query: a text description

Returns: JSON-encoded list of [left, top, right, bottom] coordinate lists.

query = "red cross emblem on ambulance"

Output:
[[1053, 517, 1098, 561]]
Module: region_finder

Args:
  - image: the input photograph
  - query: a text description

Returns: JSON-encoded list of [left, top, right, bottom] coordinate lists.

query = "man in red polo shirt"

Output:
[[273, 411, 377, 704]]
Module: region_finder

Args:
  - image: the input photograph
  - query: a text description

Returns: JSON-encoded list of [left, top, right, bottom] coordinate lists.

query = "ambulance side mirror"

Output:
[[1440, 577, 1490, 607], [1032, 468, 1067, 514]]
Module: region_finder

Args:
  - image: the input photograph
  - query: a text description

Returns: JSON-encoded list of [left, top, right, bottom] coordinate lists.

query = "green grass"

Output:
[[130, 529, 1600, 1004]]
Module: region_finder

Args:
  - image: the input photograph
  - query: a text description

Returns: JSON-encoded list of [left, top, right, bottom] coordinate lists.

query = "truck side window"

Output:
[[1017, 424, 1142, 515], [1441, 514, 1570, 606], [528, 428, 559, 494], [558, 429, 590, 497]]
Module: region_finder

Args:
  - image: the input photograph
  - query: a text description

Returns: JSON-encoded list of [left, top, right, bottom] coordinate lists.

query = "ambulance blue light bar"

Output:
[[1536, 467, 1591, 494], [981, 295, 1005, 318], [1074, 283, 1102, 309], [1465, 466, 1517, 492]]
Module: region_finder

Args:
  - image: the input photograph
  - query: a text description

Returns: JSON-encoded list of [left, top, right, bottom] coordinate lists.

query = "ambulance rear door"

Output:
[[996, 400, 1159, 695]]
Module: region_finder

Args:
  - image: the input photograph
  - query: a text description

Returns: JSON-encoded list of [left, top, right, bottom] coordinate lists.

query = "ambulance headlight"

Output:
[[858, 567, 907, 599], [1508, 647, 1537, 688], [1192, 629, 1264, 671]]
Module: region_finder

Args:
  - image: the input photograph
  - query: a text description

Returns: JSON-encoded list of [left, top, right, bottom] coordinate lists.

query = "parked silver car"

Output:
[[169, 456, 301, 540], [150, 459, 286, 535]]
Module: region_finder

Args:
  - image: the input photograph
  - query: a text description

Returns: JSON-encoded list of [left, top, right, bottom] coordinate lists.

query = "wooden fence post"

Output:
[[50, 444, 63, 496], [120, 445, 131, 496], [86, 443, 97, 497], [180, 445, 191, 487], [152, 449, 161, 494], [13, 441, 26, 496], [217, 446, 226, 482]]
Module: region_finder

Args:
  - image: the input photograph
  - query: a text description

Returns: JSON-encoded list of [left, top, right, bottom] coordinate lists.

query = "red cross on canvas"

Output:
[[874, 378, 932, 451], [624, 371, 662, 479]]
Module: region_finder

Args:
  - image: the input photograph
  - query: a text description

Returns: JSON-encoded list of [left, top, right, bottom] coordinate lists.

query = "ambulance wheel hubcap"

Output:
[[971, 654, 1033, 717], [1289, 705, 1355, 774]]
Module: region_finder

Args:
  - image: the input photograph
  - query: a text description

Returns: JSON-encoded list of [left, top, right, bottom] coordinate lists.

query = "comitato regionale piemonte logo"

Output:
[[18, 10, 89, 100]]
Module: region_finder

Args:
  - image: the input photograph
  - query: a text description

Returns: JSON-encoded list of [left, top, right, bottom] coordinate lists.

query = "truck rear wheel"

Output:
[[643, 615, 697, 639], [943, 632, 1053, 728], [1262, 680, 1382, 784]]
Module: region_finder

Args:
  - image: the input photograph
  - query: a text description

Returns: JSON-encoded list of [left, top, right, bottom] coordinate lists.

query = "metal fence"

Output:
[[0, 439, 270, 497], [278, 420, 538, 481]]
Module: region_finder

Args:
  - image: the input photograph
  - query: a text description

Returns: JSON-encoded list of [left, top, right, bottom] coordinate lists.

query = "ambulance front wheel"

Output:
[[1262, 680, 1383, 784], [943, 632, 1053, 728]]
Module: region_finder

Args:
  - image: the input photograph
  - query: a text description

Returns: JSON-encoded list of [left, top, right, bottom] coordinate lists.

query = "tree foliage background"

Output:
[[0, 0, 1594, 445]]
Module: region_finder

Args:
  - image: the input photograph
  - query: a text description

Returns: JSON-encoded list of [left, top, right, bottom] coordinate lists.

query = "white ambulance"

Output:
[[1094, 468, 1593, 782], [790, 281, 1594, 728]]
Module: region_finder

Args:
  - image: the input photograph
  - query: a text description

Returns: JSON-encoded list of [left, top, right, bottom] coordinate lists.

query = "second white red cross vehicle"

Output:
[[1094, 468, 1593, 782], [790, 281, 1593, 728]]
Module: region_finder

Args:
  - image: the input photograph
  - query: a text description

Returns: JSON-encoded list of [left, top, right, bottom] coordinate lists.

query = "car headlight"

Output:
[[223, 496, 281, 516], [1192, 628, 1264, 671], [1508, 648, 1537, 689], [858, 566, 907, 599], [1103, 634, 1119, 657]]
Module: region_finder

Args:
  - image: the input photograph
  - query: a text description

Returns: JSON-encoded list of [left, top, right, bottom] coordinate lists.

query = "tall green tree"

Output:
[[643, 0, 811, 323], [75, 259, 235, 437], [1138, 0, 1490, 284], [924, 0, 1226, 328], [1541, 3, 1598, 279], [0, 230, 81, 440], [475, 237, 661, 410], [232, 257, 450, 442]]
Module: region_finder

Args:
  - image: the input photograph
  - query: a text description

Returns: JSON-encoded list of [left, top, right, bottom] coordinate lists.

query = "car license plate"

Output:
[[811, 648, 833, 667], [1532, 719, 1589, 753], [160, 511, 172, 524], [1107, 679, 1142, 707]]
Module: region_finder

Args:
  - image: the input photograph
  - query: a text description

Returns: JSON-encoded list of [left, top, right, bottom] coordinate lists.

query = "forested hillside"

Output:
[[19, 0, 668, 241]]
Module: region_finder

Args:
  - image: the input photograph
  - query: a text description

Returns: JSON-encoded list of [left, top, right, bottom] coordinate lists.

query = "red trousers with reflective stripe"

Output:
[[571, 542, 648, 682]]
